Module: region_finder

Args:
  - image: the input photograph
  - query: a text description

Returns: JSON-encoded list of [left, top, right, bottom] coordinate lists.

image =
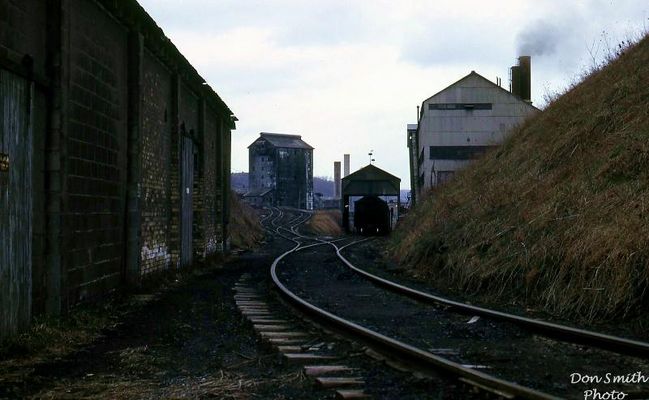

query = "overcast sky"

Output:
[[138, 0, 648, 189]]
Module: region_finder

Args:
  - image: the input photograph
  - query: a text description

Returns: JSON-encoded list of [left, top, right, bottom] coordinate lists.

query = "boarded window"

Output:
[[429, 103, 492, 110]]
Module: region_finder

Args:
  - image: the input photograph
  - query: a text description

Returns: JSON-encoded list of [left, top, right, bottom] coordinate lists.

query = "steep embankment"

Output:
[[392, 35, 649, 321], [229, 192, 264, 250]]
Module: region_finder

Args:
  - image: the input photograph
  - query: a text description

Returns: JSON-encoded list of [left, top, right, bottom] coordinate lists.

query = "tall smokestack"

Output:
[[518, 56, 531, 103], [510, 56, 531, 103], [510, 65, 521, 97], [343, 154, 350, 177], [333, 161, 341, 199]]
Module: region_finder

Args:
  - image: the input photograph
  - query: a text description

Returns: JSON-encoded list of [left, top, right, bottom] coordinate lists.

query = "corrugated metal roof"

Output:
[[249, 132, 314, 149]]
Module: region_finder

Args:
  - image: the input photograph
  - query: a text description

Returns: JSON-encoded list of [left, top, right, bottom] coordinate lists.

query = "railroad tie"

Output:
[[276, 345, 303, 353], [242, 311, 273, 316], [283, 353, 336, 364], [304, 365, 355, 376], [238, 306, 271, 312], [232, 279, 370, 398], [235, 301, 267, 306], [316, 377, 364, 388], [248, 318, 288, 324], [234, 296, 262, 301], [259, 331, 308, 338], [335, 389, 371, 399], [267, 338, 307, 345], [253, 324, 293, 331]]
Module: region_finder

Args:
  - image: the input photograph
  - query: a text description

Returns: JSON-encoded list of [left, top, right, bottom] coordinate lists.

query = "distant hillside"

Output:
[[314, 176, 334, 197], [231, 172, 334, 197], [231, 172, 248, 193], [391, 34, 649, 321]]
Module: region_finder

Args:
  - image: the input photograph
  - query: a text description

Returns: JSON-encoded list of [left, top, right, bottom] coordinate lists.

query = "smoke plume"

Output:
[[516, 20, 564, 56]]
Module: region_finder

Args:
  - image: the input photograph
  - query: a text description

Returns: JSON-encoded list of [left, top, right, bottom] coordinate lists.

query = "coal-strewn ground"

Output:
[[0, 235, 332, 399], [1, 227, 475, 400], [277, 239, 649, 399]]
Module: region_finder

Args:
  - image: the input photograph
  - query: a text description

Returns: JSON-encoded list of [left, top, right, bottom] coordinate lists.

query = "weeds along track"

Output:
[[267, 214, 649, 399]]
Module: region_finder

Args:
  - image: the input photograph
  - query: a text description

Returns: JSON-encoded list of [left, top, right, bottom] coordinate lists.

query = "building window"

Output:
[[429, 145, 495, 160], [428, 103, 492, 110]]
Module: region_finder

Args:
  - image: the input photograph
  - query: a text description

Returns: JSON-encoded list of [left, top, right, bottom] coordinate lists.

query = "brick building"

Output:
[[247, 133, 314, 210], [0, 0, 235, 340]]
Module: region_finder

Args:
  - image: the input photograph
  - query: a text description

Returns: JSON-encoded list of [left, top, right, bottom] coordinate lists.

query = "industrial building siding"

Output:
[[0, 70, 33, 340], [413, 72, 537, 197], [140, 49, 172, 274], [65, 1, 128, 303]]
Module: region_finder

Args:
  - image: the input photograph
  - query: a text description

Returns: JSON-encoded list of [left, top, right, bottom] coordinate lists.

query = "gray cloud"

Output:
[[139, 0, 365, 47], [399, 24, 511, 67]]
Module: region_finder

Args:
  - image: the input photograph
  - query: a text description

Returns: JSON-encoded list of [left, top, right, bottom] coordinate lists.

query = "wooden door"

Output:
[[0, 69, 33, 339]]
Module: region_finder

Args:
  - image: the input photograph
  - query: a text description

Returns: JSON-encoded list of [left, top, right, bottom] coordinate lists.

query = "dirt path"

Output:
[[0, 236, 329, 399]]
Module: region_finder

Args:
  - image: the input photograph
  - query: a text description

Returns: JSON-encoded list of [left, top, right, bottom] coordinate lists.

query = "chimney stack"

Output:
[[518, 56, 531, 103], [343, 154, 350, 177], [333, 161, 341, 199], [510, 56, 531, 103]]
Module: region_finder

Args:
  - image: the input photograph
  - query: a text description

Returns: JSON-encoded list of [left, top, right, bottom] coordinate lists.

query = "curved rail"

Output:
[[335, 241, 649, 358], [269, 219, 560, 400]]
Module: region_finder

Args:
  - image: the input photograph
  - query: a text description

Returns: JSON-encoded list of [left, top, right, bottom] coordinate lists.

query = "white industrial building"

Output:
[[408, 57, 538, 203]]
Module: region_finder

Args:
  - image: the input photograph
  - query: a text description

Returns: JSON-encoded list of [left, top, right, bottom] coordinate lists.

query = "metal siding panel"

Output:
[[0, 70, 33, 339]]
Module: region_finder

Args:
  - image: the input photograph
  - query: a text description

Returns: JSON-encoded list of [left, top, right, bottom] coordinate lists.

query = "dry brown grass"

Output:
[[229, 191, 264, 250], [304, 210, 343, 236], [33, 370, 306, 399], [391, 34, 649, 321]]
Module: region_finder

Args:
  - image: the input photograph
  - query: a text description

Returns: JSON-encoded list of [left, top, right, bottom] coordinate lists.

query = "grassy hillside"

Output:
[[229, 192, 264, 250], [304, 210, 343, 236], [391, 35, 649, 321]]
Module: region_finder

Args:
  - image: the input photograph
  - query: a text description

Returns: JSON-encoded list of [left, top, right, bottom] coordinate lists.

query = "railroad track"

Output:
[[262, 209, 649, 399]]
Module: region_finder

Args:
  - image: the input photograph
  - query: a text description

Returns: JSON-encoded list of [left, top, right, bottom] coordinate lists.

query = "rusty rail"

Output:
[[335, 241, 649, 359], [269, 220, 561, 400]]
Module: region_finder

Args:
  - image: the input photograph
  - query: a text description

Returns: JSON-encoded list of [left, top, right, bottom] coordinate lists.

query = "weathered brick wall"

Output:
[[168, 76, 180, 268], [1, 0, 236, 339], [64, 0, 128, 303], [193, 153, 205, 259], [30, 91, 48, 315], [0, 0, 47, 77], [203, 109, 219, 256], [139, 49, 172, 274], [223, 128, 232, 250], [215, 118, 225, 250]]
